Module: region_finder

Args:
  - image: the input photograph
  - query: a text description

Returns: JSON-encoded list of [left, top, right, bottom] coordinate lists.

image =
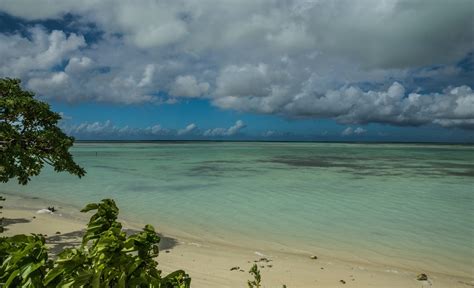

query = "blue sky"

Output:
[[0, 1, 473, 142]]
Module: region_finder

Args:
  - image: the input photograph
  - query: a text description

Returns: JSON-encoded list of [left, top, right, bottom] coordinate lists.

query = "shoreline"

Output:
[[2, 194, 473, 287]]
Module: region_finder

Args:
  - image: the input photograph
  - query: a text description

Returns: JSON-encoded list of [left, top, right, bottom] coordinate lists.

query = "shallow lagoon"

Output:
[[3, 142, 473, 276]]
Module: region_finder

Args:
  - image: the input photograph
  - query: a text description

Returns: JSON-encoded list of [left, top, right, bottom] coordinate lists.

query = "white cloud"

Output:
[[65, 57, 94, 74], [178, 123, 198, 135], [1, 0, 471, 67], [0, 28, 160, 104], [147, 124, 169, 136], [433, 119, 474, 130], [67, 120, 116, 135], [62, 120, 246, 138], [138, 64, 155, 87], [203, 120, 246, 136], [262, 130, 276, 137], [341, 127, 353, 136], [27, 72, 70, 95], [0, 27, 85, 76], [354, 127, 367, 135], [227, 120, 246, 135], [342, 127, 367, 136], [170, 75, 209, 98]]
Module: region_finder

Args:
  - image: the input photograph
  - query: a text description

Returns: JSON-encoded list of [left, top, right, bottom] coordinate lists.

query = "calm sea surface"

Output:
[[2, 142, 473, 276]]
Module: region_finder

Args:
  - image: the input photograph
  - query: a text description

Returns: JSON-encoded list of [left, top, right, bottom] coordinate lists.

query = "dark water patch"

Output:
[[260, 155, 474, 179], [198, 160, 245, 164], [165, 183, 218, 191], [74, 151, 123, 158], [189, 165, 224, 176], [429, 162, 474, 170], [445, 169, 474, 177], [145, 156, 176, 161], [259, 156, 364, 169], [349, 176, 365, 180], [126, 184, 159, 192], [393, 164, 433, 169], [350, 171, 404, 177], [187, 164, 260, 177], [92, 165, 138, 172]]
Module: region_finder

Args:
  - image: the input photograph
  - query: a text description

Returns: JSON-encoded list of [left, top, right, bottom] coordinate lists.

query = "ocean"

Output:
[[2, 142, 473, 277]]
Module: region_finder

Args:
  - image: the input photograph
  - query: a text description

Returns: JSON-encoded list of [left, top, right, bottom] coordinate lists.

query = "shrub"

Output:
[[0, 199, 191, 288]]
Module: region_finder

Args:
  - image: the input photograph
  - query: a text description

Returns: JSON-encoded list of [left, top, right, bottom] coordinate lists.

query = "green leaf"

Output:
[[43, 266, 64, 285], [4, 269, 20, 287], [80, 203, 99, 213]]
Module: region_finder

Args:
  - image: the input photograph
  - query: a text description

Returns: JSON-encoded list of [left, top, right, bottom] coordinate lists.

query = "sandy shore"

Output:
[[2, 197, 473, 287]]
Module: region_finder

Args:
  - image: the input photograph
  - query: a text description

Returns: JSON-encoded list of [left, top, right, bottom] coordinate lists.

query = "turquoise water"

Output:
[[2, 142, 473, 276]]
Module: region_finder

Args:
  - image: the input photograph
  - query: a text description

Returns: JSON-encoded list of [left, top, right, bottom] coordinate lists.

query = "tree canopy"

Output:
[[0, 78, 85, 185]]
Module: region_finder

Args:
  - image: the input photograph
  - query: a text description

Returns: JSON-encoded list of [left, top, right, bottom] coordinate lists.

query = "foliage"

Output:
[[0, 199, 191, 288], [247, 264, 262, 288], [0, 195, 4, 233], [247, 264, 287, 288], [0, 234, 49, 287], [0, 78, 85, 185]]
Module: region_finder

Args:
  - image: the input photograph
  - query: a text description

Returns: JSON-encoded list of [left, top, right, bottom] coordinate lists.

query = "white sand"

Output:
[[2, 198, 473, 288]]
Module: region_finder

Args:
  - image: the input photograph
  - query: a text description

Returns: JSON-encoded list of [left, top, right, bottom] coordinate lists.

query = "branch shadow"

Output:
[[47, 230, 85, 257], [123, 228, 179, 250], [46, 228, 179, 257], [1, 217, 31, 232]]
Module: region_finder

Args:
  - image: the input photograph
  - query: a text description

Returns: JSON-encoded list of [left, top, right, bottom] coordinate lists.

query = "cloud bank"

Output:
[[0, 0, 473, 129], [62, 120, 246, 139]]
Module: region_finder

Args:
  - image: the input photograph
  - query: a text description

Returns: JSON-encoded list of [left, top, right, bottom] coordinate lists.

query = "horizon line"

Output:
[[74, 139, 474, 145]]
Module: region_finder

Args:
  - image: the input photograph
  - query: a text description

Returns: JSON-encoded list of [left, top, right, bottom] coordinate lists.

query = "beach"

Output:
[[2, 194, 473, 288], [1, 1, 473, 286]]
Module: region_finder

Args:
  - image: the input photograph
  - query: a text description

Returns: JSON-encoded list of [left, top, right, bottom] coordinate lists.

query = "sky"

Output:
[[0, 0, 473, 142]]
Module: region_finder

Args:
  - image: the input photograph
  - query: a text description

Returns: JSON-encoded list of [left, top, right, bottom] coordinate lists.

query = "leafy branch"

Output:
[[0, 199, 191, 288], [0, 78, 85, 185]]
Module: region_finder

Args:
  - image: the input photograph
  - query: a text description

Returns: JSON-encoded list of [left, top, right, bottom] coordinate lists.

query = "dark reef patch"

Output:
[[258, 155, 474, 178], [187, 163, 260, 177], [92, 165, 138, 172]]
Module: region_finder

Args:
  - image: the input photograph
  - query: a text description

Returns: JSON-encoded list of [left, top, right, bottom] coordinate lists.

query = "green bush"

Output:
[[0, 199, 191, 288]]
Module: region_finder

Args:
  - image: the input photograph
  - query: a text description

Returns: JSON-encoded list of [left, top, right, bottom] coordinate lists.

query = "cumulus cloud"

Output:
[[314, 83, 474, 128], [354, 127, 367, 135], [62, 120, 246, 138], [0, 27, 85, 76], [214, 80, 474, 129], [64, 120, 119, 136], [138, 64, 155, 87], [1, 0, 471, 67], [342, 127, 367, 136], [27, 72, 70, 95], [0, 28, 163, 104], [227, 120, 246, 135], [146, 124, 169, 136], [341, 127, 353, 136], [170, 75, 209, 98], [203, 120, 246, 137], [262, 130, 276, 137], [61, 120, 173, 138], [0, 0, 473, 129], [177, 123, 198, 135], [65, 56, 94, 74]]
